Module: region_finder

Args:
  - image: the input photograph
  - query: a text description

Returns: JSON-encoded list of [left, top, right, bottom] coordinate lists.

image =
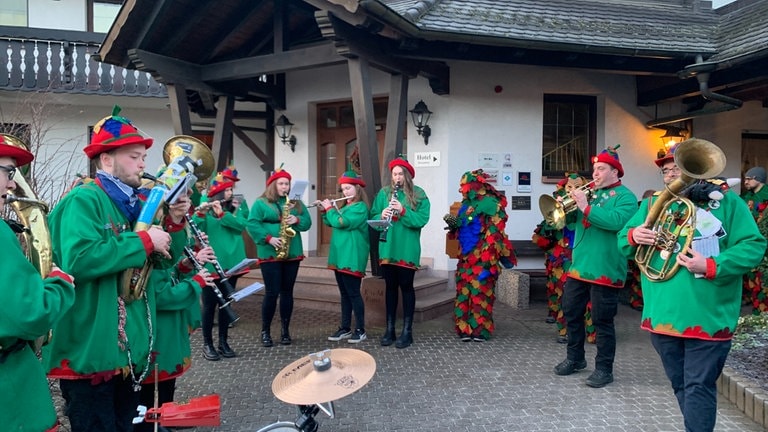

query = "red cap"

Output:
[[338, 171, 366, 187], [592, 145, 624, 178], [208, 173, 234, 197], [388, 157, 415, 178], [267, 165, 292, 186], [654, 144, 678, 168], [221, 165, 240, 182], [0, 134, 34, 167], [84, 106, 153, 159]]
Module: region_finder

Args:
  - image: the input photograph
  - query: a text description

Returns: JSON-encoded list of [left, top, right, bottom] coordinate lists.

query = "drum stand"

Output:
[[256, 402, 335, 432]]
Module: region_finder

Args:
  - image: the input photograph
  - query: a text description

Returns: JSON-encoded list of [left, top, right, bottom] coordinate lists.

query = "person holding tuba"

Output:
[[193, 172, 248, 360], [246, 165, 311, 347], [0, 134, 77, 432], [619, 138, 766, 432], [43, 107, 188, 432], [370, 157, 430, 349], [552, 145, 637, 388]]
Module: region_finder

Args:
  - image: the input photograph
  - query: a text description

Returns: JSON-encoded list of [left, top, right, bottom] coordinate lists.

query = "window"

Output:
[[0, 0, 27, 27], [88, 0, 122, 33], [541, 94, 596, 182]]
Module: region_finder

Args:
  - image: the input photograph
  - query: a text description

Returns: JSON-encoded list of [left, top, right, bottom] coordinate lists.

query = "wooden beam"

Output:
[[166, 83, 191, 135], [211, 95, 235, 172], [347, 56, 382, 275], [232, 124, 270, 168], [381, 74, 407, 186], [200, 43, 345, 82]]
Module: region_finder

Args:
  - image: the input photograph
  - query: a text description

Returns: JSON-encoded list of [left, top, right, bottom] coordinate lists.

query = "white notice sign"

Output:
[[413, 151, 440, 167]]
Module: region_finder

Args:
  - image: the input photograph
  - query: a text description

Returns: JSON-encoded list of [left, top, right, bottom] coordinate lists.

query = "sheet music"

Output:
[[225, 258, 258, 277], [691, 235, 720, 278], [230, 282, 265, 302], [290, 180, 309, 201], [367, 219, 391, 229]]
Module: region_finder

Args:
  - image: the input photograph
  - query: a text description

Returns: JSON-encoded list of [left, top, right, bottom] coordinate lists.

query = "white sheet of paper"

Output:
[[290, 180, 309, 201], [695, 207, 722, 238], [691, 235, 720, 278], [230, 282, 265, 302], [225, 258, 258, 277]]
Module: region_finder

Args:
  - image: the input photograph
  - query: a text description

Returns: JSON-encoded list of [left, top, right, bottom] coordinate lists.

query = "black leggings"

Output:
[[382, 265, 416, 320], [334, 271, 365, 330], [201, 275, 241, 344], [260, 260, 301, 330]]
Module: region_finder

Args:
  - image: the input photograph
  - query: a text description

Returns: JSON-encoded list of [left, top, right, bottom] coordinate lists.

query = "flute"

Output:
[[183, 246, 240, 324], [307, 196, 350, 208]]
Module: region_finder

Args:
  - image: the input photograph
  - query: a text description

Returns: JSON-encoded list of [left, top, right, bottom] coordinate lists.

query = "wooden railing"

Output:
[[0, 26, 166, 97]]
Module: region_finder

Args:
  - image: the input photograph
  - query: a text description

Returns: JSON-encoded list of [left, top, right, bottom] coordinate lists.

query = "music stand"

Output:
[[366, 219, 391, 230]]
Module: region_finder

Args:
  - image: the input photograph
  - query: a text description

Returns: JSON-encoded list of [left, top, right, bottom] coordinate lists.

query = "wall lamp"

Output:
[[409, 100, 432, 145], [656, 125, 687, 158], [275, 114, 297, 152]]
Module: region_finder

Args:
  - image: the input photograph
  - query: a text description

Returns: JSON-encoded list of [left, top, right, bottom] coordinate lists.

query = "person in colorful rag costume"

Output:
[[553, 145, 637, 389], [445, 169, 516, 341], [246, 165, 311, 347], [0, 134, 76, 432], [44, 107, 187, 432], [620, 138, 766, 432], [532, 173, 596, 344], [740, 166, 768, 314], [370, 157, 430, 349], [318, 171, 370, 344]]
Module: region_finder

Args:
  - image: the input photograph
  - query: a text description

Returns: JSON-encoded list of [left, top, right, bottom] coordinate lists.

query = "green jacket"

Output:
[[192, 208, 247, 272], [246, 196, 312, 262], [44, 182, 185, 380], [322, 201, 370, 276], [0, 221, 75, 431], [619, 189, 766, 340], [569, 183, 637, 287], [740, 185, 768, 220], [370, 185, 430, 269]]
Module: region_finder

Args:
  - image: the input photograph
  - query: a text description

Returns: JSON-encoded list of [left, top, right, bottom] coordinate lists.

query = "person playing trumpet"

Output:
[[316, 171, 370, 343], [246, 165, 311, 347], [44, 107, 188, 432], [553, 145, 637, 388], [370, 157, 430, 349], [193, 173, 248, 361], [619, 138, 766, 432], [0, 135, 77, 432]]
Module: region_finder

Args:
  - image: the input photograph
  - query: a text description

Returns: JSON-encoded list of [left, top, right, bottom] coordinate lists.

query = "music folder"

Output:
[[225, 258, 258, 277], [366, 219, 391, 229], [230, 282, 265, 302], [290, 180, 309, 201]]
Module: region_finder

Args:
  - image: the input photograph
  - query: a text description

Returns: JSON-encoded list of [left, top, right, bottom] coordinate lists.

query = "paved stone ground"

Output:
[[52, 295, 765, 431]]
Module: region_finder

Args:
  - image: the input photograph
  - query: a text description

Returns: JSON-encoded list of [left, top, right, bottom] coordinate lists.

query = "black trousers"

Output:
[[134, 379, 176, 432], [381, 265, 416, 320], [201, 275, 241, 344], [334, 271, 365, 331], [260, 260, 300, 330], [562, 277, 619, 373], [60, 375, 139, 432]]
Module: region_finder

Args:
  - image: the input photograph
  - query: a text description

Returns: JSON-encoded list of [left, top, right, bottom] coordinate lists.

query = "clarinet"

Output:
[[183, 246, 240, 324], [185, 214, 237, 299], [379, 182, 401, 243]]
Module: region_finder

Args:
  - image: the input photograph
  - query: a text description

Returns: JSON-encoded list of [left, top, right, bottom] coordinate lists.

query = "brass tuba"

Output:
[[2, 133, 54, 352], [538, 181, 595, 230], [635, 138, 726, 281], [121, 135, 215, 302]]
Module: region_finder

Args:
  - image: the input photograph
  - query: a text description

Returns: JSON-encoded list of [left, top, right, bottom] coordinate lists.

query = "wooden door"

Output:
[[316, 100, 388, 256]]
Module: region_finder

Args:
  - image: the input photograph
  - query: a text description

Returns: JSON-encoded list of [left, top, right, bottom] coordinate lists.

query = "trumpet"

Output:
[[538, 180, 595, 229], [307, 196, 350, 208]]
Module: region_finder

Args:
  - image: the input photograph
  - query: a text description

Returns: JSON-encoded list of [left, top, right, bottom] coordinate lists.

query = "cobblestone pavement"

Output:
[[53, 295, 765, 432]]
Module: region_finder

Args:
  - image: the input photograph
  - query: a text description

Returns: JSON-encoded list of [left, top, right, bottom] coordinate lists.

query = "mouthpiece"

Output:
[[141, 172, 157, 181]]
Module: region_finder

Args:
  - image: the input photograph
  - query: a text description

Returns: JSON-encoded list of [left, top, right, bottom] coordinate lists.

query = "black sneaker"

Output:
[[585, 369, 614, 388], [328, 328, 353, 341], [554, 358, 587, 376], [348, 329, 367, 344], [460, 334, 472, 342], [472, 336, 486, 342]]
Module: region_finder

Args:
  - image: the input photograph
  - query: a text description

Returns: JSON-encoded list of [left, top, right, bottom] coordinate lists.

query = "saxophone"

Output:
[[275, 195, 296, 260]]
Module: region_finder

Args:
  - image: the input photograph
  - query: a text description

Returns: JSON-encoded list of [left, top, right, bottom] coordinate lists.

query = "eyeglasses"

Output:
[[0, 165, 16, 181], [661, 167, 681, 176]]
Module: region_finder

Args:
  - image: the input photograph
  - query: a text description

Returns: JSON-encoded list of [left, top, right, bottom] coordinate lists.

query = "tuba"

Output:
[[275, 195, 296, 260], [1, 133, 53, 352], [538, 181, 595, 230], [635, 138, 726, 281], [121, 135, 215, 302]]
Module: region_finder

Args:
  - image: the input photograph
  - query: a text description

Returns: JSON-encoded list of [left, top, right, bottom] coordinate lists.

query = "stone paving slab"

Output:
[[53, 295, 765, 431]]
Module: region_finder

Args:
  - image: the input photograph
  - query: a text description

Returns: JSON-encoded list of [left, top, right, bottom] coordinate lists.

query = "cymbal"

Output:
[[272, 348, 376, 405]]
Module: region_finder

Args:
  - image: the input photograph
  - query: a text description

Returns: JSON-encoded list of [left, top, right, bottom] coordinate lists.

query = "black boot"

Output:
[[261, 330, 273, 347], [202, 342, 221, 361], [395, 317, 413, 349], [280, 319, 292, 345], [380, 316, 396, 346], [218, 337, 237, 358]]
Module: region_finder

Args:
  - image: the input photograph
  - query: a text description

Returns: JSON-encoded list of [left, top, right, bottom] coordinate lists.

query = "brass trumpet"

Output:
[[538, 180, 595, 229]]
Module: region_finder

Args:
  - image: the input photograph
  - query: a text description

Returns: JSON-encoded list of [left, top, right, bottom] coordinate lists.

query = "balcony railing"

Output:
[[0, 26, 166, 97]]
